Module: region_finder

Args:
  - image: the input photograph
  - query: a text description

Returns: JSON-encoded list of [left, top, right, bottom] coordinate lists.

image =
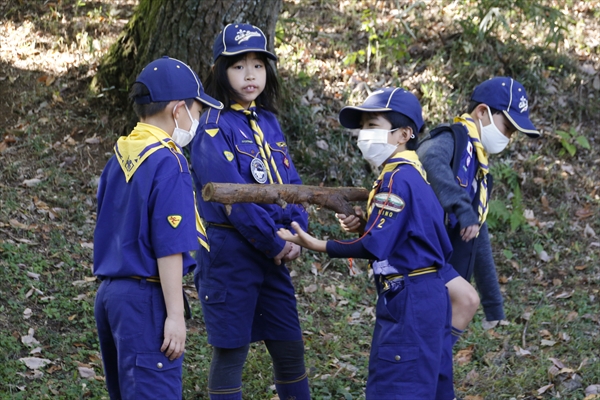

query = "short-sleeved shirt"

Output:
[[94, 123, 198, 278]]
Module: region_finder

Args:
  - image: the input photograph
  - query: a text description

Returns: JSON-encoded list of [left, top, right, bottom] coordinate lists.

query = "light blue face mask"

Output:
[[172, 104, 199, 147], [356, 128, 399, 167]]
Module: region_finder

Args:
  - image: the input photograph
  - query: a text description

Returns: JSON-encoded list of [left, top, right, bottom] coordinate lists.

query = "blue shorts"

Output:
[[366, 272, 454, 400], [94, 278, 183, 400], [195, 226, 302, 348]]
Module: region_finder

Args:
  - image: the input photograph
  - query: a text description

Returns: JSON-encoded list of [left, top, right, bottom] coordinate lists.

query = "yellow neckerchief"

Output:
[[230, 102, 283, 184], [453, 113, 490, 224], [366, 150, 427, 220], [114, 122, 209, 251]]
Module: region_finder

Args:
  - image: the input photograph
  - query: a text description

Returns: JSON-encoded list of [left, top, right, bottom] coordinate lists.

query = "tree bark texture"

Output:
[[202, 182, 370, 216], [93, 0, 282, 107]]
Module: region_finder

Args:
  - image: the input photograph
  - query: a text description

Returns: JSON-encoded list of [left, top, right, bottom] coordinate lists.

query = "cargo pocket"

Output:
[[376, 344, 419, 393], [134, 352, 183, 399], [199, 285, 227, 305]]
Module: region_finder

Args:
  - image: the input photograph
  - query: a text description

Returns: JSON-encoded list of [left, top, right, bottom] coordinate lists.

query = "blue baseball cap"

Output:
[[338, 87, 424, 132], [133, 56, 223, 109], [471, 77, 539, 137], [213, 23, 277, 62]]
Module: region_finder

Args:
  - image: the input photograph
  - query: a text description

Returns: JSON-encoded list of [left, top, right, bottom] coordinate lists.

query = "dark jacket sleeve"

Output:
[[417, 131, 479, 229]]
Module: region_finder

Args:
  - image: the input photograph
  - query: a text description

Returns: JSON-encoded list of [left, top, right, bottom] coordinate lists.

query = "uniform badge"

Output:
[[206, 128, 219, 137], [276, 141, 287, 148], [283, 156, 290, 168], [167, 215, 182, 228], [223, 151, 234, 161], [250, 158, 268, 184], [373, 193, 405, 217]]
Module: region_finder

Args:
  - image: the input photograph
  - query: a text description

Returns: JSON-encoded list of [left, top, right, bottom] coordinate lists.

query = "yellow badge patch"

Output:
[[224, 151, 234, 161], [276, 141, 287, 148], [206, 128, 219, 137], [167, 215, 182, 228]]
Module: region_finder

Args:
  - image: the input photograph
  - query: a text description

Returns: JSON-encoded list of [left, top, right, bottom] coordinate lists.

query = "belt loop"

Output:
[[139, 277, 147, 290]]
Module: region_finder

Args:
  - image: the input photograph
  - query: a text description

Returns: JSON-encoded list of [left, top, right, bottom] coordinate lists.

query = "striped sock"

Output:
[[451, 326, 464, 346], [208, 385, 242, 400], [275, 372, 310, 400]]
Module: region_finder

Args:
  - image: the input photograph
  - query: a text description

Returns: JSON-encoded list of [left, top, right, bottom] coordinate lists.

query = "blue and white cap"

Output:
[[471, 77, 539, 137], [134, 56, 223, 109], [213, 23, 277, 62], [338, 87, 424, 132]]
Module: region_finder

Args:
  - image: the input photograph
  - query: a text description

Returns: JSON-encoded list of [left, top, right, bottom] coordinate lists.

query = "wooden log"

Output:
[[202, 183, 369, 216]]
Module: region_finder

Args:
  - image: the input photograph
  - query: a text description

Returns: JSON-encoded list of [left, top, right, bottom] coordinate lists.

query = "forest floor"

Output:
[[1, 0, 599, 399]]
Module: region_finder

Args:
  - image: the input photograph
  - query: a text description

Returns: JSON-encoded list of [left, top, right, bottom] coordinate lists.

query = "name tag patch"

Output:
[[373, 193, 405, 217]]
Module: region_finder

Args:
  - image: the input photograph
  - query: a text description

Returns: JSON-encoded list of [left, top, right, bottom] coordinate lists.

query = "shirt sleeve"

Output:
[[417, 131, 479, 229], [326, 239, 375, 259]]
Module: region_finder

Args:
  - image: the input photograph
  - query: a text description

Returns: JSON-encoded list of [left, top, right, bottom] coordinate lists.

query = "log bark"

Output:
[[202, 183, 369, 216], [92, 0, 282, 110]]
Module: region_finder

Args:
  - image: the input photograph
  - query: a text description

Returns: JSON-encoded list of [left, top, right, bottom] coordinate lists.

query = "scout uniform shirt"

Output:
[[94, 123, 199, 278]]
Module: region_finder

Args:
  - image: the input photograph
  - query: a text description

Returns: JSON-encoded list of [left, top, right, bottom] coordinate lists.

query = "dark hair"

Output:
[[467, 101, 501, 115], [129, 83, 194, 119], [384, 111, 422, 151], [204, 52, 280, 114]]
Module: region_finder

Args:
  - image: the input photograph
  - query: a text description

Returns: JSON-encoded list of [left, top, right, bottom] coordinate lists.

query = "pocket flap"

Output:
[[378, 344, 419, 363], [199, 285, 227, 304], [136, 352, 182, 371]]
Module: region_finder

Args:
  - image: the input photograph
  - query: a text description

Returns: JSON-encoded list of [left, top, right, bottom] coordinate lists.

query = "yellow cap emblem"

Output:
[[167, 215, 182, 228], [224, 151, 234, 161]]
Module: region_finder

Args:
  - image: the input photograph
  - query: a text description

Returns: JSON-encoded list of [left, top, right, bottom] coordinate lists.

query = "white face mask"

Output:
[[172, 104, 199, 147], [479, 106, 510, 154], [356, 129, 398, 168]]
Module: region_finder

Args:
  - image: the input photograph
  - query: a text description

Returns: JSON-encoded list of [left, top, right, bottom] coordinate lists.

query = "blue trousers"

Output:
[[94, 278, 183, 400], [366, 272, 454, 400]]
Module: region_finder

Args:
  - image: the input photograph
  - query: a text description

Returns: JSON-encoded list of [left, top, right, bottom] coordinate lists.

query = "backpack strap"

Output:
[[423, 123, 469, 177]]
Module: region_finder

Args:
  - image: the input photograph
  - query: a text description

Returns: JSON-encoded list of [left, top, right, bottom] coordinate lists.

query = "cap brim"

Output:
[[220, 49, 277, 61], [339, 105, 392, 129], [196, 93, 223, 110], [502, 111, 540, 138]]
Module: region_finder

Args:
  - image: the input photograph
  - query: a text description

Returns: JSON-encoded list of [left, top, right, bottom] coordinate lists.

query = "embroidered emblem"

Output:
[[241, 139, 254, 144], [518, 96, 528, 113], [276, 141, 287, 148], [224, 151, 234, 161], [239, 129, 249, 139], [206, 128, 219, 137], [283, 156, 290, 168], [373, 193, 405, 213], [167, 215, 182, 228], [250, 158, 268, 184], [125, 158, 134, 172], [235, 29, 261, 44]]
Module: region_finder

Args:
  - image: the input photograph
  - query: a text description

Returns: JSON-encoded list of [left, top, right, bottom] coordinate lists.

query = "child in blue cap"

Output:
[[278, 87, 458, 399], [93, 56, 222, 399], [417, 77, 540, 339], [188, 24, 310, 399]]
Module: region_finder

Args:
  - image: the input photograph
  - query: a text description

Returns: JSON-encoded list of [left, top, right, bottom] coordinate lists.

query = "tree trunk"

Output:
[[92, 0, 282, 108]]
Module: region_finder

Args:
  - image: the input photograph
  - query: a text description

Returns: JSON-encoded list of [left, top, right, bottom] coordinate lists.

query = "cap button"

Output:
[[395, 355, 401, 361], [157, 362, 163, 369], [205, 295, 209, 301]]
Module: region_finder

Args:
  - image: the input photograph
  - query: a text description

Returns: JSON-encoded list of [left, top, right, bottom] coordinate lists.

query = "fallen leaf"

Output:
[[566, 311, 578, 322], [575, 265, 587, 271], [78, 366, 96, 379], [537, 383, 554, 394], [514, 346, 532, 357], [23, 308, 32, 319], [584, 224, 597, 238], [585, 384, 600, 395], [22, 178, 42, 187], [538, 250, 552, 262], [19, 357, 51, 370], [482, 319, 500, 330], [304, 284, 318, 293], [21, 329, 40, 347], [576, 207, 595, 219], [27, 272, 40, 280], [9, 219, 32, 230], [454, 345, 474, 365], [556, 290, 574, 299], [541, 339, 557, 347], [549, 357, 566, 369]]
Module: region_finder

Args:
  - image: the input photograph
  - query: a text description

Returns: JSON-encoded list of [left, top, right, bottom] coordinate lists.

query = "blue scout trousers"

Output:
[[366, 272, 454, 400], [196, 226, 303, 348], [95, 278, 183, 400]]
